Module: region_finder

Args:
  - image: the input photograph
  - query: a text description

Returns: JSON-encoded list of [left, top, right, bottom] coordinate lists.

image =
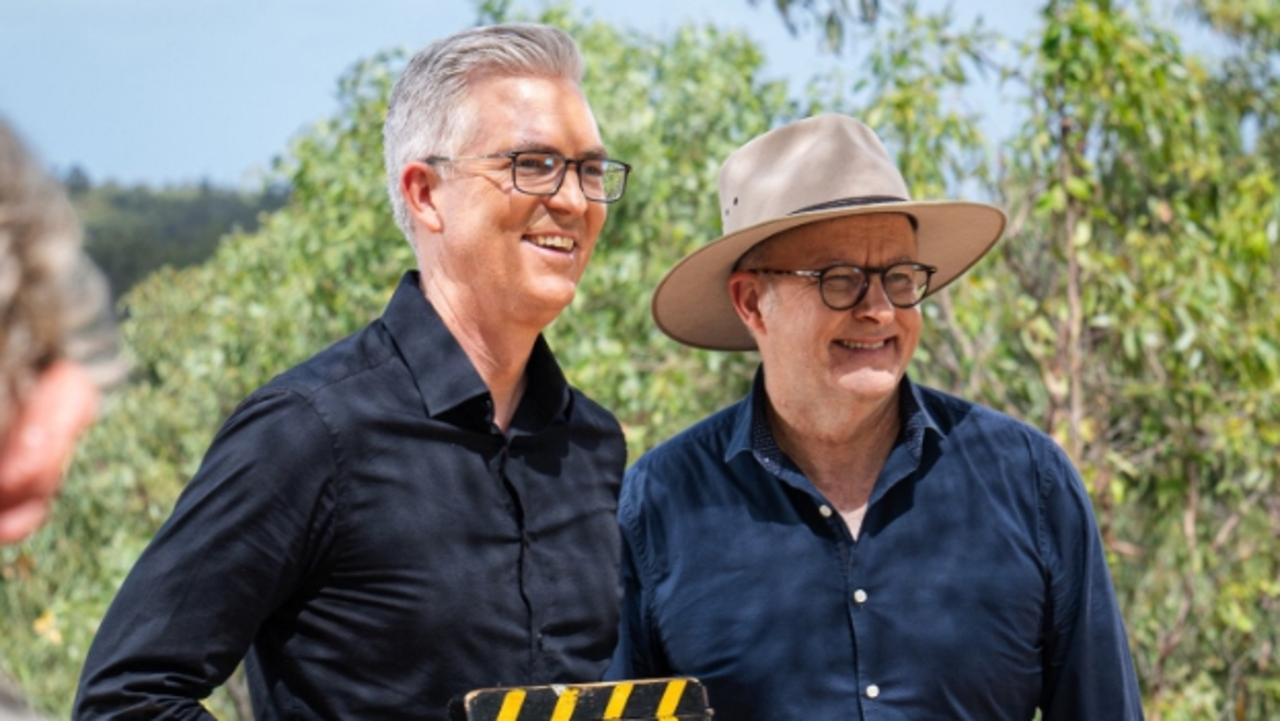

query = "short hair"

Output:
[[383, 23, 585, 242], [0, 119, 124, 436]]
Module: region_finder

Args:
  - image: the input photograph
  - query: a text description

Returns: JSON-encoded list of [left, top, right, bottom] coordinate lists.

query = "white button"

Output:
[[819, 504, 833, 517], [853, 589, 868, 604], [866, 684, 880, 699]]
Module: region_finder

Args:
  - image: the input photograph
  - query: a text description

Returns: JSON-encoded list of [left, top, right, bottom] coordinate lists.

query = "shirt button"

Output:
[[866, 684, 880, 699], [819, 504, 833, 518], [853, 589, 868, 604]]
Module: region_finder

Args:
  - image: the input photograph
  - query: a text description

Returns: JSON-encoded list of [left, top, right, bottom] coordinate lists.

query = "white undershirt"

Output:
[[841, 505, 868, 540]]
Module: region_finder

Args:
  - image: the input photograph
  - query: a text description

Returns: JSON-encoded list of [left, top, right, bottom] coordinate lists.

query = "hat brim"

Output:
[[652, 200, 1007, 351]]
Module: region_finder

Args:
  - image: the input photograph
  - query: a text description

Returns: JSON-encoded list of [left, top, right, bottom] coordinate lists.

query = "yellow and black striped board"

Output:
[[449, 677, 712, 721]]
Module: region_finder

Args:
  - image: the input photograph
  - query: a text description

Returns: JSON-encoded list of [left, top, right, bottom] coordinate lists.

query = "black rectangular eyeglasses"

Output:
[[425, 150, 631, 203]]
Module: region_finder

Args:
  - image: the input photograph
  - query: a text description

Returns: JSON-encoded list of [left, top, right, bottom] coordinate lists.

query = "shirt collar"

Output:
[[725, 366, 944, 469], [724, 368, 762, 463], [379, 271, 571, 429], [898, 373, 943, 459], [512, 334, 574, 433]]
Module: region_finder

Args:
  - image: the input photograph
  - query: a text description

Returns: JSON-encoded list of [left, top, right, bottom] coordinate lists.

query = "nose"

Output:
[[853, 274, 895, 320], [546, 163, 590, 217]]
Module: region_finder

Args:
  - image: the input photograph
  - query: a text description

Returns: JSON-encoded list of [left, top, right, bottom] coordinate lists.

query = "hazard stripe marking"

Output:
[[451, 677, 708, 721], [656, 678, 686, 718], [496, 689, 526, 721], [549, 687, 578, 721], [603, 681, 633, 719]]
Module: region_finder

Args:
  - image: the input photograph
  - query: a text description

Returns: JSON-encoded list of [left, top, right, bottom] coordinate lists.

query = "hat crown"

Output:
[[718, 114, 912, 235]]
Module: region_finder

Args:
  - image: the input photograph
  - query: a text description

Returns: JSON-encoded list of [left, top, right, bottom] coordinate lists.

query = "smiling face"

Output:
[[729, 213, 922, 421], [410, 73, 608, 330]]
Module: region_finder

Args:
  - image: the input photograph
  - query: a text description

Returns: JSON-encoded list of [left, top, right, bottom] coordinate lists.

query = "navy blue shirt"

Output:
[[76, 272, 626, 720], [607, 371, 1142, 721]]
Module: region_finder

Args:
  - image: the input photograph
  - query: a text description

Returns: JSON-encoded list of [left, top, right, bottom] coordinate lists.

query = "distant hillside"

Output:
[[65, 168, 289, 301]]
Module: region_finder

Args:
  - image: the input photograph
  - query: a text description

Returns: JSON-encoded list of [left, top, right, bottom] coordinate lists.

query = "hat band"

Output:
[[789, 195, 917, 230], [791, 195, 908, 214]]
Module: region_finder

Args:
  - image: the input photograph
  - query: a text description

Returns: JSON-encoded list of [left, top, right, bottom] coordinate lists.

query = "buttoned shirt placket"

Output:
[[748, 393, 933, 719]]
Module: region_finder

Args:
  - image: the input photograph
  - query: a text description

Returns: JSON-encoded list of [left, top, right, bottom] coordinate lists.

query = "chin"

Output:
[[520, 283, 578, 318], [834, 370, 901, 402]]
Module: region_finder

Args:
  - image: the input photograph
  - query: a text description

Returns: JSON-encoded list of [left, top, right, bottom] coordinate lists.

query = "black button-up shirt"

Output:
[[608, 370, 1143, 720], [76, 272, 626, 720]]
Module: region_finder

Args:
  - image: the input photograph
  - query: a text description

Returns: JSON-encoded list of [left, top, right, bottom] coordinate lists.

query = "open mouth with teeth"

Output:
[[834, 338, 893, 351], [524, 234, 577, 253]]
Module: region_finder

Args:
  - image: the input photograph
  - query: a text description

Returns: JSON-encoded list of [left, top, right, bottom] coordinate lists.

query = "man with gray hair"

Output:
[[77, 23, 631, 720]]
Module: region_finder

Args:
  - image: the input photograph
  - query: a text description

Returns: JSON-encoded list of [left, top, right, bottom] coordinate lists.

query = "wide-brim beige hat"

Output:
[[652, 114, 1007, 351]]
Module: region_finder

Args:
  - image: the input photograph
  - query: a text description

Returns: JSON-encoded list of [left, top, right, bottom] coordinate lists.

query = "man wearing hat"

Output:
[[606, 115, 1143, 720]]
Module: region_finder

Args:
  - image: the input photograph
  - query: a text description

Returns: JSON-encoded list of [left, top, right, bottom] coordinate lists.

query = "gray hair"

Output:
[[0, 120, 125, 436], [383, 23, 585, 242]]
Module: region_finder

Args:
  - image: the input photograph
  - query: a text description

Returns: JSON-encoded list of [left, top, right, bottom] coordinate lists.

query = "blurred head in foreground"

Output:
[[0, 118, 126, 544]]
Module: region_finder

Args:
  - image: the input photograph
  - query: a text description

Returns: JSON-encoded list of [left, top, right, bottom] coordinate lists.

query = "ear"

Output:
[[400, 161, 444, 233], [727, 271, 768, 339]]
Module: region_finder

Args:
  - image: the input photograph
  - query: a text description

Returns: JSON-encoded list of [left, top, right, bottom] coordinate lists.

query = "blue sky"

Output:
[[3, 1, 1044, 187]]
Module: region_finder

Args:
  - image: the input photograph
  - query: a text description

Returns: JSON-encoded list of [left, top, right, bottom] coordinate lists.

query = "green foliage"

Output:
[[1, 1, 1277, 719], [70, 176, 287, 300], [1194, 0, 1280, 51], [1193, 0, 1280, 170], [934, 1, 1280, 717], [749, 0, 882, 53]]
